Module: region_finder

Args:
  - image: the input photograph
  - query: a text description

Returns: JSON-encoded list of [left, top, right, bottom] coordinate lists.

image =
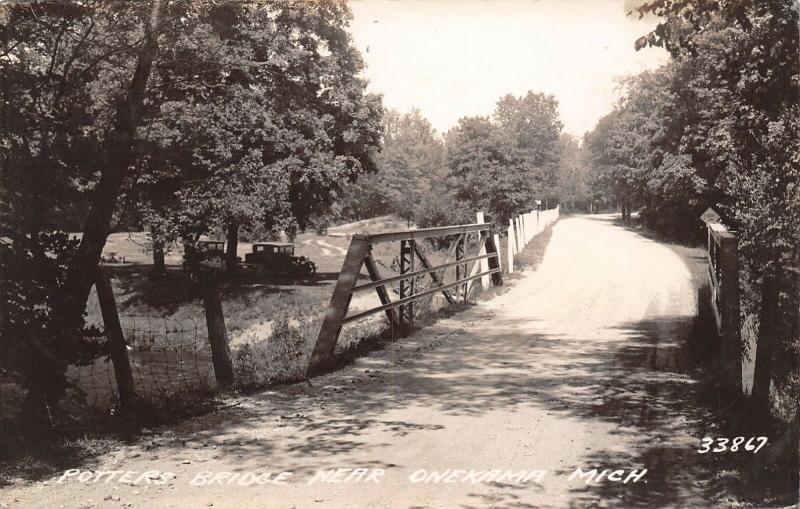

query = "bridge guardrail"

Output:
[[307, 222, 502, 374], [705, 220, 741, 392]]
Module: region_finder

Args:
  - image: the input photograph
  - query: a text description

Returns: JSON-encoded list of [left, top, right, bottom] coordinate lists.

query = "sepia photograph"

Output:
[[0, 0, 798, 507]]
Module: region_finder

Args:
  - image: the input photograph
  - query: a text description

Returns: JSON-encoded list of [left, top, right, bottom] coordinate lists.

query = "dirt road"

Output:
[[4, 214, 734, 509]]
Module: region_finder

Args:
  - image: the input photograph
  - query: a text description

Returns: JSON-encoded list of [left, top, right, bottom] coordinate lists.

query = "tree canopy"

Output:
[[0, 0, 382, 419], [587, 0, 800, 408], [443, 91, 562, 224]]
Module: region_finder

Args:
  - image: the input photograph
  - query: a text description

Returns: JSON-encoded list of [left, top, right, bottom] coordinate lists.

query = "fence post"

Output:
[[493, 232, 502, 273], [531, 212, 536, 242], [456, 234, 466, 301], [507, 221, 515, 273], [476, 212, 491, 289], [399, 239, 415, 321], [485, 233, 503, 287], [201, 271, 234, 389], [94, 265, 137, 408]]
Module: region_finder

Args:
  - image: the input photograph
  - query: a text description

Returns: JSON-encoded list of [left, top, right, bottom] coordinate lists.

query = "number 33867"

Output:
[[698, 436, 767, 454]]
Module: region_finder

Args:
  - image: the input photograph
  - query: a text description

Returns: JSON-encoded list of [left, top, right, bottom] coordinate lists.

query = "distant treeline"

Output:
[[336, 94, 591, 229]]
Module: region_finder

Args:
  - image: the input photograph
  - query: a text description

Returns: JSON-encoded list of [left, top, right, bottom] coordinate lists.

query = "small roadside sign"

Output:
[[700, 207, 721, 225]]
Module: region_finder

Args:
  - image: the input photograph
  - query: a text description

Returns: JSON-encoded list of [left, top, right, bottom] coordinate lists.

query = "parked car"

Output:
[[244, 242, 316, 277], [182, 240, 226, 275]]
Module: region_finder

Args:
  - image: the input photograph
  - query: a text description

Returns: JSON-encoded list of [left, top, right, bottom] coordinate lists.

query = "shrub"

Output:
[[233, 315, 309, 389]]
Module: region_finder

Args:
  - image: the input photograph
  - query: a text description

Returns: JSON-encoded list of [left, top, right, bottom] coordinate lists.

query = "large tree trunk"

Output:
[[60, 0, 165, 326], [225, 220, 239, 275]]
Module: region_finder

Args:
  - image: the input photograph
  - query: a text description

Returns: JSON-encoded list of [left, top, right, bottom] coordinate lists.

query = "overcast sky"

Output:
[[348, 0, 668, 138]]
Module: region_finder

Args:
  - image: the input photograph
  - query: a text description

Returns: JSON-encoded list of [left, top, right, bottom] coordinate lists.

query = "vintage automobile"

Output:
[[182, 240, 226, 274], [244, 242, 316, 277]]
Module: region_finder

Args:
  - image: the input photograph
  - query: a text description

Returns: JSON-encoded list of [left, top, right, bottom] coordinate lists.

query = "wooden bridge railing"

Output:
[[705, 220, 741, 392], [506, 206, 559, 273], [307, 222, 502, 374]]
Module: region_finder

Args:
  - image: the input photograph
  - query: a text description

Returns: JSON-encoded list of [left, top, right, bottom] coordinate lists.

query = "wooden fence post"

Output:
[[531, 212, 536, 239], [201, 271, 234, 389], [456, 234, 466, 301], [493, 232, 502, 273], [399, 239, 415, 321], [521, 214, 527, 245], [507, 221, 515, 273], [95, 266, 137, 408], [485, 234, 503, 287], [476, 212, 490, 289]]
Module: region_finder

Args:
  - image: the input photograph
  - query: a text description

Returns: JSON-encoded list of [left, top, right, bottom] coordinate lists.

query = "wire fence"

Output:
[[67, 315, 215, 409]]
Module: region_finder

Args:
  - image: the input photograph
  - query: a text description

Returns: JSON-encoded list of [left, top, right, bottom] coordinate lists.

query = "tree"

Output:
[[584, 67, 702, 229], [1, 0, 170, 419], [494, 91, 563, 204], [555, 134, 592, 212], [0, 0, 382, 419], [340, 108, 446, 224], [445, 116, 529, 224], [137, 1, 382, 272], [444, 92, 563, 224], [625, 0, 799, 409]]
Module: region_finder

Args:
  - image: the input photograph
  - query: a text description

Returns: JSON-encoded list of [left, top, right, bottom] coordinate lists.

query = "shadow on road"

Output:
[[152, 218, 796, 508], [16, 216, 794, 508]]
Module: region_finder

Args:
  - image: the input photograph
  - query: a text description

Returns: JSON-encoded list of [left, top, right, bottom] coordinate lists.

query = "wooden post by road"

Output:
[[95, 265, 137, 408], [399, 239, 415, 321], [476, 212, 490, 289], [493, 232, 503, 274], [455, 234, 466, 301], [201, 271, 234, 389], [507, 220, 515, 273], [707, 223, 741, 394], [486, 234, 503, 288]]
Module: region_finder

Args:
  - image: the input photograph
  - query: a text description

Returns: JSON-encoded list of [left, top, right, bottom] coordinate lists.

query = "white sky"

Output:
[[348, 0, 668, 137]]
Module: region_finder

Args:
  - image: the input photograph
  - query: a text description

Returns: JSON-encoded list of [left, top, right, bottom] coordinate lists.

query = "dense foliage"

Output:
[[443, 92, 562, 224], [587, 0, 799, 409], [0, 0, 381, 420], [138, 1, 383, 261], [339, 92, 565, 228], [340, 109, 447, 224]]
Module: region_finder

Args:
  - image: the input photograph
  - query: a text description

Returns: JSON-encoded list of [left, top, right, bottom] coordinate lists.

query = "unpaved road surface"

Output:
[[4, 215, 737, 508]]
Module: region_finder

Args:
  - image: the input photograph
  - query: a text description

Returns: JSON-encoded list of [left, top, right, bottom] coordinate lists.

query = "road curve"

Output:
[[4, 214, 731, 509]]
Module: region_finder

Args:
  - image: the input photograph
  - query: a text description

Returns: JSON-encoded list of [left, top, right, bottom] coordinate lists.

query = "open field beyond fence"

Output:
[[67, 215, 520, 411]]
